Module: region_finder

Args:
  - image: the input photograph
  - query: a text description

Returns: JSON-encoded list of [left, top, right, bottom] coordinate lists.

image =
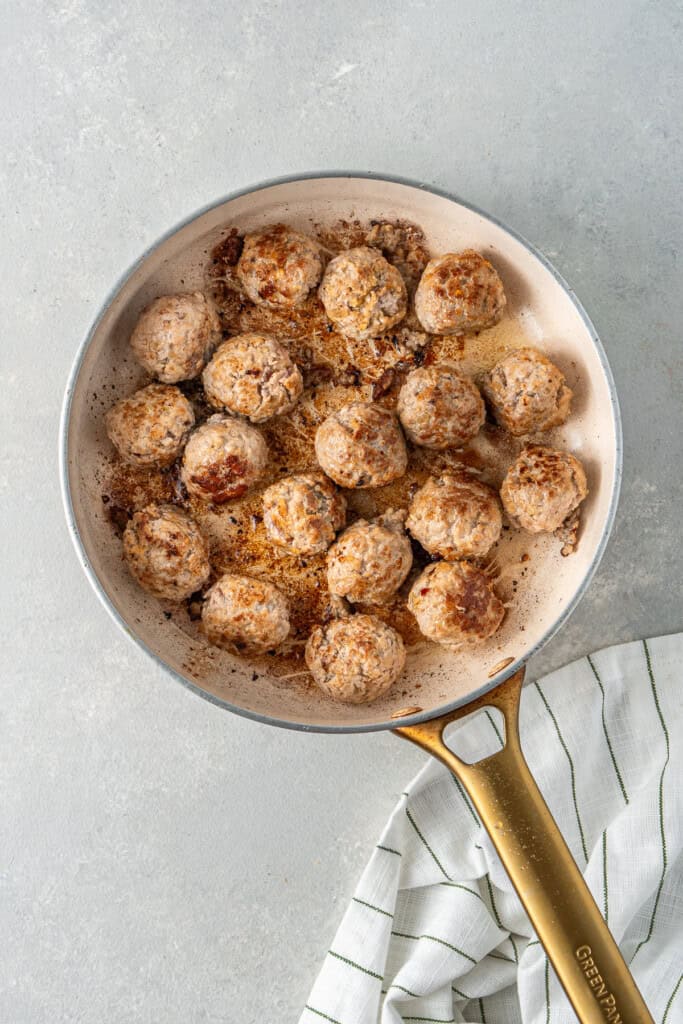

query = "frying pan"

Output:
[[59, 173, 652, 1022]]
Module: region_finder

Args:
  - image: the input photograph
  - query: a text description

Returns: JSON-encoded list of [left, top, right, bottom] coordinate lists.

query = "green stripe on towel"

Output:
[[405, 807, 452, 880], [534, 681, 589, 863], [327, 950, 382, 981], [631, 639, 670, 962], [587, 654, 629, 804]]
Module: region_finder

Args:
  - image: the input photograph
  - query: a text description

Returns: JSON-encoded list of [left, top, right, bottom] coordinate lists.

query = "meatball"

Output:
[[408, 561, 505, 647], [123, 504, 210, 601], [202, 333, 303, 423], [500, 445, 588, 533], [397, 365, 486, 449], [237, 224, 323, 309], [327, 511, 413, 605], [105, 384, 194, 468], [319, 246, 407, 340], [305, 614, 405, 704], [414, 250, 506, 335], [262, 473, 346, 556], [129, 292, 221, 383], [181, 414, 268, 503], [483, 348, 573, 436], [407, 473, 502, 559], [315, 402, 407, 489], [202, 573, 290, 654]]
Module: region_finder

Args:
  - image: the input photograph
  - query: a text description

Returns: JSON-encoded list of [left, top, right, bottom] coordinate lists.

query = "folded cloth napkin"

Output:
[[300, 633, 683, 1024]]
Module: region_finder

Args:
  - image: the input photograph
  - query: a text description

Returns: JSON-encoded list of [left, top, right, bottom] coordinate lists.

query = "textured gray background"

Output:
[[1, 2, 681, 1022]]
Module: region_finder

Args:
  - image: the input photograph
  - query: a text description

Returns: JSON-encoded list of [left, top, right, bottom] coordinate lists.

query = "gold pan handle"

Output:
[[395, 669, 653, 1024]]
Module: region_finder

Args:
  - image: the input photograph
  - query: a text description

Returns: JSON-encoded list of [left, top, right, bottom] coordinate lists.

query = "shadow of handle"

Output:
[[395, 669, 653, 1024]]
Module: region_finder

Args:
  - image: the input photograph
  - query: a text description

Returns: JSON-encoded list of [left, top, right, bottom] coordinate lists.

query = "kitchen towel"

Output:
[[299, 633, 682, 1024]]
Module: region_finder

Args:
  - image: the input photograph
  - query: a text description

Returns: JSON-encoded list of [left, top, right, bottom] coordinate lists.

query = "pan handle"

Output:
[[395, 669, 653, 1024]]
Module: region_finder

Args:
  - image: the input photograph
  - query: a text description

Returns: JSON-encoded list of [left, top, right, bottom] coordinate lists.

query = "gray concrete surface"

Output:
[[1, 2, 681, 1021]]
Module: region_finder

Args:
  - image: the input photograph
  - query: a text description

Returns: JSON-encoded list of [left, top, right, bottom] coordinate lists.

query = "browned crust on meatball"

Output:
[[202, 332, 303, 422], [326, 511, 413, 605], [314, 402, 408, 488], [237, 224, 323, 308], [262, 473, 347, 555], [406, 473, 502, 559], [483, 347, 573, 435], [106, 384, 195, 467], [407, 560, 505, 647], [305, 613, 406, 703], [201, 573, 290, 653], [500, 444, 588, 533], [319, 246, 408, 341], [122, 503, 210, 601], [189, 455, 251, 501], [397, 365, 486, 449], [414, 250, 506, 335], [129, 292, 221, 383], [181, 416, 268, 504]]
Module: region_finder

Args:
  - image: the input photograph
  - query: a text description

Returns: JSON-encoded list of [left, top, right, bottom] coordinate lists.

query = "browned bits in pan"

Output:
[[104, 216, 585, 689]]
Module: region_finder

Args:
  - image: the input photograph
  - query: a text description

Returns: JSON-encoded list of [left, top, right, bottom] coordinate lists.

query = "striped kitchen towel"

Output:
[[300, 633, 682, 1024]]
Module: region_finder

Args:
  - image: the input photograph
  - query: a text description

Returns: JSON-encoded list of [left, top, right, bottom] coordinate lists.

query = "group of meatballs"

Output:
[[105, 223, 588, 705]]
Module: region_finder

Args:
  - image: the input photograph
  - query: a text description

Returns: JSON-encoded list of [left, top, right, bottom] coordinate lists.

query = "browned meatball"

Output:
[[414, 251, 506, 335], [106, 384, 194, 467], [406, 473, 502, 559], [202, 573, 290, 653], [483, 348, 572, 435], [181, 414, 268, 504], [237, 225, 323, 308], [315, 402, 407, 488], [500, 445, 588, 533], [319, 247, 407, 340], [408, 561, 505, 647], [327, 511, 413, 605], [262, 474, 347, 555], [397, 365, 486, 449], [202, 333, 303, 423], [123, 504, 210, 601], [305, 614, 405, 703], [129, 292, 221, 383]]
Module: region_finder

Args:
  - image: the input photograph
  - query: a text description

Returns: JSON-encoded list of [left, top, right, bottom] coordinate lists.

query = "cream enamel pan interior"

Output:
[[60, 174, 621, 732]]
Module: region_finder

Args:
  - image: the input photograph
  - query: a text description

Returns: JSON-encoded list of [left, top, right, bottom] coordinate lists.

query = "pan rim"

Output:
[[59, 169, 623, 734]]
